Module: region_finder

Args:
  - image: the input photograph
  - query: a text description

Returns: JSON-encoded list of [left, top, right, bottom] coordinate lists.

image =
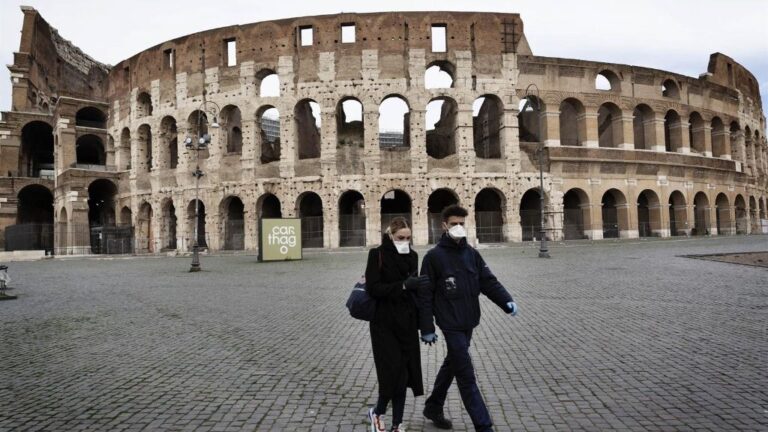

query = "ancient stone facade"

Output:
[[1, 7, 766, 254]]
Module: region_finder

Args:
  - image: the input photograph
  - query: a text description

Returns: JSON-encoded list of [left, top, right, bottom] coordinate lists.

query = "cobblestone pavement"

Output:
[[1, 236, 766, 431]]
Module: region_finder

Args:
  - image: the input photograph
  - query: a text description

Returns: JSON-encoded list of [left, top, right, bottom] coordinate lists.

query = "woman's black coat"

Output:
[[365, 235, 424, 399]]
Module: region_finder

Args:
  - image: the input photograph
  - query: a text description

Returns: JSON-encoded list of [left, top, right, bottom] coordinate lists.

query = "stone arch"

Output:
[[119, 127, 131, 170], [120, 206, 132, 226], [381, 189, 412, 235], [688, 112, 706, 154], [601, 189, 628, 239], [295, 99, 321, 159], [136, 92, 153, 117], [379, 95, 410, 148], [425, 60, 455, 89], [220, 105, 243, 154], [76, 134, 106, 165], [256, 68, 280, 97], [637, 189, 661, 237], [632, 104, 654, 150], [297, 192, 324, 248], [20, 121, 54, 177], [336, 97, 364, 148], [160, 198, 177, 250], [715, 193, 733, 236], [711, 117, 726, 158], [520, 188, 545, 241], [664, 110, 682, 152], [187, 199, 208, 249], [734, 194, 747, 234], [559, 98, 586, 146], [749, 196, 759, 233], [16, 184, 53, 225], [427, 188, 460, 243], [87, 179, 117, 230], [160, 116, 178, 169], [730, 121, 743, 162], [518, 95, 544, 143], [475, 188, 506, 243], [220, 195, 245, 250], [426, 96, 458, 159], [187, 110, 210, 160], [595, 69, 620, 91], [339, 190, 366, 247], [257, 193, 282, 219], [137, 201, 154, 253], [137, 124, 152, 171], [668, 190, 687, 236], [563, 188, 590, 240], [257, 105, 281, 164], [75, 106, 106, 128], [473, 95, 503, 158], [662, 78, 680, 99], [597, 102, 622, 148], [693, 191, 710, 236]]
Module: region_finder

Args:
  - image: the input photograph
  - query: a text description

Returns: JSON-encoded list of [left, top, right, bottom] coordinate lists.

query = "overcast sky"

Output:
[[1, 0, 766, 118]]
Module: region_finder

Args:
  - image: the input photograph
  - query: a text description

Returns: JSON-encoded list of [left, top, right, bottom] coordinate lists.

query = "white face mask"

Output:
[[393, 240, 411, 254], [447, 224, 467, 239]]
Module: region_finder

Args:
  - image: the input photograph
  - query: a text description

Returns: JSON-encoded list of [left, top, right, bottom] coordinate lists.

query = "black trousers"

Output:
[[425, 329, 493, 432]]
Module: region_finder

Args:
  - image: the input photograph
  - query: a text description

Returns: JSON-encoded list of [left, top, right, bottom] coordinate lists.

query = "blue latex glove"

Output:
[[506, 301, 518, 316], [421, 332, 438, 345]]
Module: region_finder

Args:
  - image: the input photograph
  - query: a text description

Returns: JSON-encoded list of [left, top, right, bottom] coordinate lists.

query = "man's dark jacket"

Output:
[[418, 234, 514, 334]]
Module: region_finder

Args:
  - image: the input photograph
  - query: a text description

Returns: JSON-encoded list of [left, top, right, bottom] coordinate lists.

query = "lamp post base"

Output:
[[189, 245, 202, 272], [538, 230, 550, 258]]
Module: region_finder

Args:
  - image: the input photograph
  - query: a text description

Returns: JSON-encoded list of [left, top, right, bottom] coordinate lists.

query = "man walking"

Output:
[[417, 204, 518, 431]]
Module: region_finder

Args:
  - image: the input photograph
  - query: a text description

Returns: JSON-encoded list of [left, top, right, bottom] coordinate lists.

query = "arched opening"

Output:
[[6, 185, 54, 252], [711, 117, 726, 158], [119, 128, 131, 170], [339, 191, 366, 247], [563, 188, 590, 240], [424, 61, 455, 89], [475, 188, 505, 243], [257, 194, 282, 219], [120, 206, 133, 226], [160, 116, 178, 169], [380, 189, 412, 235], [730, 122, 743, 162], [76, 135, 106, 166], [428, 189, 459, 243], [379, 96, 410, 148], [473, 95, 503, 158], [749, 196, 759, 233], [559, 98, 585, 146], [336, 98, 364, 148], [661, 79, 680, 99], [20, 121, 54, 177], [668, 191, 687, 236], [760, 198, 766, 220], [295, 99, 321, 159], [187, 199, 207, 250], [734, 195, 747, 234], [88, 179, 117, 253], [637, 190, 661, 237], [257, 70, 280, 97], [602, 189, 627, 239], [595, 70, 619, 91], [161, 199, 177, 250], [426, 97, 458, 159], [297, 192, 324, 248], [664, 110, 682, 152], [137, 124, 152, 171], [598, 102, 622, 148], [137, 202, 154, 253], [518, 96, 543, 143], [715, 193, 732, 236], [693, 192, 710, 236], [520, 189, 542, 241], [220, 105, 243, 154], [187, 111, 210, 159], [221, 196, 245, 250], [258, 106, 281, 163], [632, 104, 654, 150], [75, 107, 106, 128], [136, 92, 153, 117], [688, 112, 706, 155]]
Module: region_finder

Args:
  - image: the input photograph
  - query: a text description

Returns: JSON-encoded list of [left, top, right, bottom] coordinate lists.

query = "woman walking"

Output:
[[365, 217, 424, 432]]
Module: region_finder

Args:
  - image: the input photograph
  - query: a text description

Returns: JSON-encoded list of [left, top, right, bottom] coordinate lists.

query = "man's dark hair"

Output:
[[441, 204, 468, 221]]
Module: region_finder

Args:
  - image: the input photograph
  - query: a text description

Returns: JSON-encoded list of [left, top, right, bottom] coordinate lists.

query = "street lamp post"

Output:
[[521, 83, 550, 258], [184, 101, 220, 272]]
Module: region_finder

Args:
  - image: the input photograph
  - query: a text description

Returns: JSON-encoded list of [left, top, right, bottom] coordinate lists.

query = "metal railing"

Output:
[[4, 223, 54, 252], [301, 216, 324, 248], [339, 214, 366, 247]]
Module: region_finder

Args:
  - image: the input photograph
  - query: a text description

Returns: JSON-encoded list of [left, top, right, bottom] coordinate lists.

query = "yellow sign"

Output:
[[259, 218, 302, 261]]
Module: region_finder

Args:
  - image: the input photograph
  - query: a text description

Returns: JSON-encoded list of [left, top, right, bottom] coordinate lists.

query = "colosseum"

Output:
[[1, 7, 766, 255]]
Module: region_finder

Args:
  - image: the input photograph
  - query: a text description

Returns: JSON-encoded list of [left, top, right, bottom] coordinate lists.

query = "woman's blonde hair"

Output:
[[385, 216, 411, 236]]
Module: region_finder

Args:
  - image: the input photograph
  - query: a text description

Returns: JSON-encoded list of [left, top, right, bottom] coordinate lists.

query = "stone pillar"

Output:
[[701, 125, 713, 157], [55, 117, 76, 173], [671, 121, 689, 154], [580, 112, 599, 148], [654, 203, 670, 237], [365, 196, 380, 248], [650, 115, 666, 152], [618, 203, 637, 238], [279, 111, 295, 179], [457, 108, 475, 176], [618, 115, 634, 149], [412, 195, 429, 246], [506, 201, 521, 242], [541, 110, 560, 146], [587, 203, 604, 240], [503, 107, 521, 173], [410, 109, 427, 175], [320, 110, 337, 179], [327, 202, 339, 248], [713, 128, 731, 159]]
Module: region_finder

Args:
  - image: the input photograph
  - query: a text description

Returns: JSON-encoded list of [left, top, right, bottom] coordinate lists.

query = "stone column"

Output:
[[618, 115, 634, 149], [650, 115, 666, 152], [320, 110, 337, 179], [587, 203, 604, 240], [506, 201, 522, 243], [618, 203, 637, 238], [541, 110, 560, 146], [580, 112, 599, 148], [240, 118, 258, 176], [654, 203, 670, 237], [503, 107, 521, 173], [412, 190, 429, 246], [672, 121, 689, 154], [410, 109, 427, 175], [457, 107, 475, 176]]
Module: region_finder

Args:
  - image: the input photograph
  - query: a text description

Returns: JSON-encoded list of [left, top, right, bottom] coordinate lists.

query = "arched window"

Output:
[[559, 98, 586, 146], [664, 110, 682, 152], [258, 106, 281, 163], [76, 135, 106, 166], [220, 105, 243, 154], [379, 96, 410, 148], [336, 98, 363, 148], [662, 79, 680, 99], [257, 70, 280, 97], [688, 112, 705, 154], [20, 121, 54, 177], [136, 92, 153, 117], [137, 124, 152, 171], [294, 99, 321, 159], [425, 61, 455, 89], [76, 107, 106, 128], [598, 103, 622, 148], [633, 104, 654, 150], [160, 116, 178, 169], [473, 96, 503, 158], [595, 70, 619, 91], [426, 97, 458, 159]]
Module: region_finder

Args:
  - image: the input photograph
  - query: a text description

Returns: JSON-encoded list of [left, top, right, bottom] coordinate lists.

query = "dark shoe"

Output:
[[423, 407, 453, 429]]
